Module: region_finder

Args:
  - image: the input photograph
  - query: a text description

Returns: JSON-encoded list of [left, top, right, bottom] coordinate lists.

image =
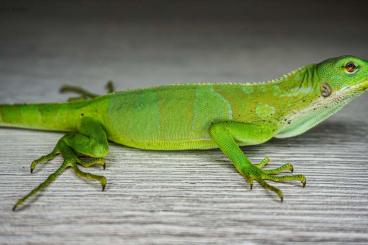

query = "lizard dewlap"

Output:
[[1, 55, 368, 210]]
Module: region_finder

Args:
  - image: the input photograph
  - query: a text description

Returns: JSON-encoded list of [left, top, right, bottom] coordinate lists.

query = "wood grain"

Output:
[[1, 117, 368, 244], [1, 1, 368, 244]]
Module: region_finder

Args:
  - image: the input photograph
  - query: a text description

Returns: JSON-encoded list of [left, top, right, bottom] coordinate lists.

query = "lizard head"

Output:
[[275, 55, 368, 138], [316, 55, 368, 98]]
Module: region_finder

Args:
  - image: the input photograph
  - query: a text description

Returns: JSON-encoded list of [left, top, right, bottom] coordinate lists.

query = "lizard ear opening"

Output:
[[320, 83, 332, 97]]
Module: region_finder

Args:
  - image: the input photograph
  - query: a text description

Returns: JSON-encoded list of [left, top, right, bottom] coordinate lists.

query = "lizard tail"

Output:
[[0, 102, 84, 132]]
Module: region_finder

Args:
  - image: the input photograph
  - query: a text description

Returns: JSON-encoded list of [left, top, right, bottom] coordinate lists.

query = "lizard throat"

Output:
[[274, 86, 361, 139]]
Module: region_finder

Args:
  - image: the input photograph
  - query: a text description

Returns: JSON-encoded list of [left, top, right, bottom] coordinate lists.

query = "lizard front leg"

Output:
[[13, 117, 109, 211], [209, 121, 306, 201]]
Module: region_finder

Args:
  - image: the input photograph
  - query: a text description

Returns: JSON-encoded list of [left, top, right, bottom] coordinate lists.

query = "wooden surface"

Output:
[[1, 1, 368, 244]]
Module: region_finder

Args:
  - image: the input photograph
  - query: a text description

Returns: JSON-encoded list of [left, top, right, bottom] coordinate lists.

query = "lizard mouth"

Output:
[[345, 79, 368, 95], [309, 79, 368, 111]]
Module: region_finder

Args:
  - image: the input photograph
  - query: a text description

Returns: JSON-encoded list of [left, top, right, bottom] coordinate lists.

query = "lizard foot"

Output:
[[243, 157, 306, 202], [255, 156, 295, 174], [13, 141, 107, 211], [30, 151, 106, 173]]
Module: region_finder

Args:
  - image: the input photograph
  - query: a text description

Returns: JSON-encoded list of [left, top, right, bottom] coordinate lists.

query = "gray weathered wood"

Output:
[[1, 1, 368, 244]]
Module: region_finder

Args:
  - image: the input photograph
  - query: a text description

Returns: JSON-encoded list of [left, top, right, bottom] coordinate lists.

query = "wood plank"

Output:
[[1, 1, 368, 244]]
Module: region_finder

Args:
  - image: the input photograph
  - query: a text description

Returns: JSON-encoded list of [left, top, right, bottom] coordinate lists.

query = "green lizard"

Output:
[[2, 55, 368, 211]]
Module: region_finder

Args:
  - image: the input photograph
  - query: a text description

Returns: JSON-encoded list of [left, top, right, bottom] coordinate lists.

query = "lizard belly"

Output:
[[104, 86, 233, 150]]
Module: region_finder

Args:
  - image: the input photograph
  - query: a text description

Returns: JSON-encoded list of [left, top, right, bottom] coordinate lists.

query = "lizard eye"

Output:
[[344, 62, 358, 74], [320, 83, 332, 97]]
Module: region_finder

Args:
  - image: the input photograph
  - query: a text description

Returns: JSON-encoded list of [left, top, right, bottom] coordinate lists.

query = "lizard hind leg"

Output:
[[59, 80, 115, 102], [13, 117, 109, 211], [13, 139, 108, 211]]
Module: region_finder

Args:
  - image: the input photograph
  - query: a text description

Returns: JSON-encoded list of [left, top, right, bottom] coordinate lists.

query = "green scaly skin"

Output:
[[1, 55, 368, 210]]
